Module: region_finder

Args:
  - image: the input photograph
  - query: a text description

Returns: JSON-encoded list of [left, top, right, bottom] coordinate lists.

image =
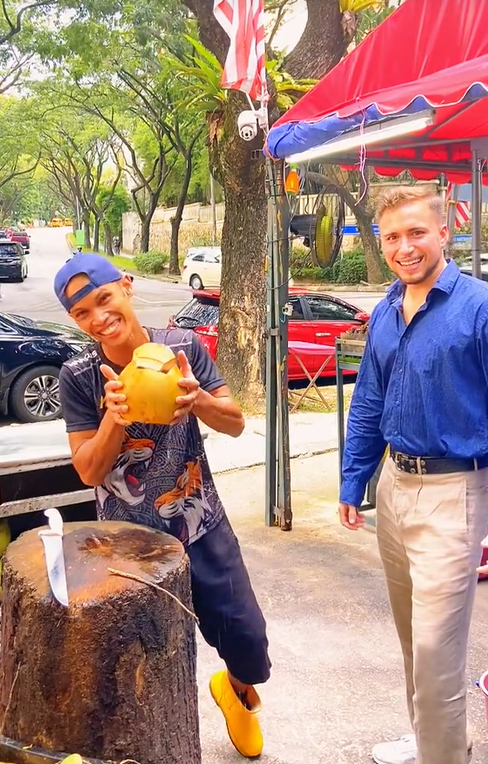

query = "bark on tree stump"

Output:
[[0, 520, 201, 764]]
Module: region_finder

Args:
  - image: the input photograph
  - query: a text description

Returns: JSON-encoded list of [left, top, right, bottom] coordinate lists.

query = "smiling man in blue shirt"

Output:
[[339, 186, 488, 764]]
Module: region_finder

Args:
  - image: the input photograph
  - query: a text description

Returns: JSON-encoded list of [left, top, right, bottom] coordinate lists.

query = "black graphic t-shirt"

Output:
[[59, 327, 226, 546]]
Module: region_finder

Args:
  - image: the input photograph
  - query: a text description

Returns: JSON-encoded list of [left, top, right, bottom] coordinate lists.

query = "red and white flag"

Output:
[[446, 183, 470, 228], [213, 0, 267, 103]]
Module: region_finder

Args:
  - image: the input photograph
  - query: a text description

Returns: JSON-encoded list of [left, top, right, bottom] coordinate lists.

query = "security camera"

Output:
[[237, 110, 258, 141]]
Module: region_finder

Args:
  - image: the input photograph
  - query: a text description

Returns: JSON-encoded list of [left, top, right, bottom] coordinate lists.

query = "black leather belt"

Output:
[[390, 449, 488, 475]]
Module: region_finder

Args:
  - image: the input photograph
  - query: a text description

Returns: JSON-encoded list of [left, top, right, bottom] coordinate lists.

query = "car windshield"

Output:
[[0, 244, 20, 256], [174, 298, 220, 327]]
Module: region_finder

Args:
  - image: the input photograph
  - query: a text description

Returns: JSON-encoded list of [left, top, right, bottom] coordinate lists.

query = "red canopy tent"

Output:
[[266, 0, 488, 184]]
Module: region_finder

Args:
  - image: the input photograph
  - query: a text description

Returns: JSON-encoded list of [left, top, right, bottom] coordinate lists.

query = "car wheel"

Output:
[[189, 274, 203, 290], [9, 365, 62, 423]]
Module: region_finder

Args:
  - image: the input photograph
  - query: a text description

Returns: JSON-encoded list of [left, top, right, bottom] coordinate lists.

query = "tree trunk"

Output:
[[140, 215, 151, 253], [93, 217, 100, 252], [285, 0, 346, 79], [213, 92, 267, 404], [0, 520, 201, 764], [169, 217, 180, 275], [104, 222, 114, 256], [82, 210, 91, 249], [169, 149, 195, 276], [307, 171, 386, 284], [355, 206, 387, 284]]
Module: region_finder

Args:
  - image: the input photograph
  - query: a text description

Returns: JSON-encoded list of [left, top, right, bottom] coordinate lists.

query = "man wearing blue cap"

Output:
[[54, 253, 270, 759]]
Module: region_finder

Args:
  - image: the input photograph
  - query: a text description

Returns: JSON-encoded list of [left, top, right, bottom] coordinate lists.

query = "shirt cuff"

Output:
[[339, 480, 366, 508]]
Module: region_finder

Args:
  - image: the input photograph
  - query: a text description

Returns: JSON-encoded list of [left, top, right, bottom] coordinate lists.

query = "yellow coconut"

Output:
[[58, 755, 83, 764], [118, 343, 183, 425]]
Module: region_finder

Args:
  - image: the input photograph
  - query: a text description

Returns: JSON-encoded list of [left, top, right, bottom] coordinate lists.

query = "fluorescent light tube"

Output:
[[285, 111, 434, 164]]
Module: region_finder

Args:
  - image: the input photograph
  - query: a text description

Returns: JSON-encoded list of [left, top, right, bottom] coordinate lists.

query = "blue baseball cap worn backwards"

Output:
[[54, 253, 123, 312]]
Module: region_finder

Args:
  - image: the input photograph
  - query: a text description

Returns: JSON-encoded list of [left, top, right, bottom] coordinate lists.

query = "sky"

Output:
[[269, 0, 403, 54], [268, 0, 307, 54]]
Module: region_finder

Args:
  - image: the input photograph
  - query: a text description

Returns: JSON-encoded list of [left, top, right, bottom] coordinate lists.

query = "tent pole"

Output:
[[446, 183, 459, 238], [471, 147, 482, 280], [265, 160, 278, 527], [264, 158, 292, 528]]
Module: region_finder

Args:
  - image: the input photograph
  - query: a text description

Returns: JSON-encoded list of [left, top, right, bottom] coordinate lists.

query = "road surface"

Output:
[[0, 227, 383, 325], [0, 227, 193, 327]]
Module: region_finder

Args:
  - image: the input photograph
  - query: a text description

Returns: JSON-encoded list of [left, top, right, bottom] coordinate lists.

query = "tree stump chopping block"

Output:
[[0, 520, 201, 764]]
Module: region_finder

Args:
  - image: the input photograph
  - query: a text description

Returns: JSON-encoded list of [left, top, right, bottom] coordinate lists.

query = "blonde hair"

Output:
[[375, 185, 444, 224]]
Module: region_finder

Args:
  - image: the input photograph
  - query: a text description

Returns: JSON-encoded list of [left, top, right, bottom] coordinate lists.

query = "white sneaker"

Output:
[[372, 735, 416, 764], [372, 734, 473, 764]]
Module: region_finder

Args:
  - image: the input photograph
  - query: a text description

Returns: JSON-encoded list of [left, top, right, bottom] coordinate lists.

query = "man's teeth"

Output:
[[100, 321, 119, 336], [399, 258, 421, 266]]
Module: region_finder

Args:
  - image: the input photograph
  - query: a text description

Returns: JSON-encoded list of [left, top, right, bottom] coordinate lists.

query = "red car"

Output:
[[7, 229, 30, 253], [169, 289, 369, 381]]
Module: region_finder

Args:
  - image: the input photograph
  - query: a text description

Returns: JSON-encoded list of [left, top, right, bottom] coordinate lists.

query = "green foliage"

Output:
[[290, 242, 330, 281], [171, 34, 317, 117], [174, 35, 228, 112], [290, 242, 369, 284], [97, 184, 131, 234], [133, 250, 169, 274], [332, 250, 368, 284], [265, 57, 317, 111]]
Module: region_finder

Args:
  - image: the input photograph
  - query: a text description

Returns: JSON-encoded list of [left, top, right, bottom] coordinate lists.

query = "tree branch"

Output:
[[0, 0, 55, 47]]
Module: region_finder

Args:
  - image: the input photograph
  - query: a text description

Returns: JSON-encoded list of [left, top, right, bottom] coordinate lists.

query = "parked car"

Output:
[[182, 247, 222, 290], [168, 288, 370, 381], [0, 312, 90, 423], [7, 229, 30, 253], [181, 247, 295, 290], [0, 239, 28, 282]]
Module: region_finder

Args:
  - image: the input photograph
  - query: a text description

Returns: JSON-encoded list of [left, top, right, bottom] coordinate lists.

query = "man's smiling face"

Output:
[[380, 200, 449, 286], [66, 273, 136, 347]]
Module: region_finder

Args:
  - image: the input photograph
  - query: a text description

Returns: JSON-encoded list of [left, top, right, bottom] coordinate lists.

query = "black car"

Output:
[[0, 312, 90, 423], [0, 239, 28, 282]]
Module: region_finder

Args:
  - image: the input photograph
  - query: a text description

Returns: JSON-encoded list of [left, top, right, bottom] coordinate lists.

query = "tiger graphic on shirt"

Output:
[[98, 436, 156, 509], [154, 459, 205, 545]]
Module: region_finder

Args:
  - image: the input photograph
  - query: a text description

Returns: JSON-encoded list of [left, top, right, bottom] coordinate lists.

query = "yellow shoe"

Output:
[[209, 670, 263, 758]]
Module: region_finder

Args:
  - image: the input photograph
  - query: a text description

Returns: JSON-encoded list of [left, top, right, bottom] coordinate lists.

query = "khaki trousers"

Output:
[[376, 457, 488, 764]]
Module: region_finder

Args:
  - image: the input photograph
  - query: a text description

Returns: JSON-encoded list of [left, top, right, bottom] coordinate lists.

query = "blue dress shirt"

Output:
[[340, 260, 488, 507]]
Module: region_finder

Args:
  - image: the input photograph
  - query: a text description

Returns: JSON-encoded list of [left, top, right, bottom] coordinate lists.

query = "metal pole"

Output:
[[210, 171, 217, 245], [446, 183, 459, 238], [264, 158, 292, 529], [336, 341, 345, 485], [471, 148, 482, 280], [265, 175, 278, 527], [275, 167, 291, 530]]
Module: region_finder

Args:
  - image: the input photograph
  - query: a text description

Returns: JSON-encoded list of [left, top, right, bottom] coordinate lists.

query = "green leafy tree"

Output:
[[97, 183, 131, 253], [178, 0, 390, 401], [34, 1, 203, 260]]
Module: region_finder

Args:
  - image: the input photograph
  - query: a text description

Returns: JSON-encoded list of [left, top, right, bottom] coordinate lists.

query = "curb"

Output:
[[64, 234, 387, 291]]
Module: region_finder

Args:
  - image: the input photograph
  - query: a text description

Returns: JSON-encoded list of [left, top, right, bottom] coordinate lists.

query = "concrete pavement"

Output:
[[4, 410, 488, 763], [203, 411, 341, 474], [0, 410, 343, 476], [200, 452, 488, 764]]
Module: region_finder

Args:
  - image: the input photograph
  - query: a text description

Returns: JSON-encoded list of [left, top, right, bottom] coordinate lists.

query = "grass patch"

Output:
[[288, 384, 354, 414]]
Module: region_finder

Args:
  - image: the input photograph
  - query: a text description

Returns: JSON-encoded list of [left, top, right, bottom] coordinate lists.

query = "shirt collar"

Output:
[[386, 259, 460, 304]]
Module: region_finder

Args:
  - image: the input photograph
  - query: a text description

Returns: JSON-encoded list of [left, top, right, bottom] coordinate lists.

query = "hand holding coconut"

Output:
[[101, 343, 200, 427]]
